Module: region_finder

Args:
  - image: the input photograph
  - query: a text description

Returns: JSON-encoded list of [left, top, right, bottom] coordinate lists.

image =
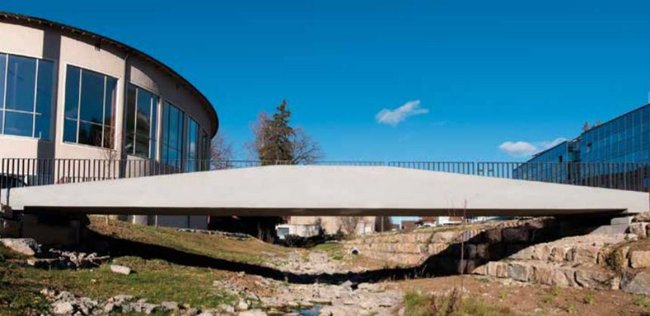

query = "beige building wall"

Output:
[[0, 17, 218, 229], [288, 216, 378, 235]]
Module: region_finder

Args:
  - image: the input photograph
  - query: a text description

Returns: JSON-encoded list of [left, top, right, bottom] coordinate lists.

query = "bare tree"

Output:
[[246, 112, 271, 161], [210, 133, 234, 169], [291, 127, 323, 164], [339, 216, 361, 236]]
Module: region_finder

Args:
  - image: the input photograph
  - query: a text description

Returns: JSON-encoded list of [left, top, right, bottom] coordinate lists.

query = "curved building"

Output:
[[0, 12, 219, 228]]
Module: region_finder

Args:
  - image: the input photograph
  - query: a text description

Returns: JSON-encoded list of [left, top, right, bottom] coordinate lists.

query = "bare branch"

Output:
[[291, 127, 324, 164], [211, 133, 234, 169]]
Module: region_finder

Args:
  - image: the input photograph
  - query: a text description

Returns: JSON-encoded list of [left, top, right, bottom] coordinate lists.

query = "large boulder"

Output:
[[575, 268, 618, 290], [630, 250, 650, 268], [572, 246, 600, 265], [622, 271, 650, 295], [507, 262, 531, 282], [629, 223, 648, 239], [0, 238, 40, 256]]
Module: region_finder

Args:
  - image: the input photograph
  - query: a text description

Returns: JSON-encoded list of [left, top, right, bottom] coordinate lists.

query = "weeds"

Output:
[[634, 295, 650, 312], [403, 289, 513, 316], [583, 291, 595, 305]]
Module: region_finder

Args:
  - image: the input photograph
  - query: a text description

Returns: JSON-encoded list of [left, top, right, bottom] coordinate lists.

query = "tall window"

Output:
[[63, 65, 117, 148], [125, 85, 158, 158], [0, 53, 55, 139], [161, 102, 184, 168], [185, 117, 199, 172]]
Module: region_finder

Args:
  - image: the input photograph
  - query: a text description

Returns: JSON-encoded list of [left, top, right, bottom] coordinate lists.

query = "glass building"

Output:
[[518, 104, 650, 190]]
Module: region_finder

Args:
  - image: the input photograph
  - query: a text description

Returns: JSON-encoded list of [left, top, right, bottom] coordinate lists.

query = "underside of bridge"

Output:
[[3, 166, 649, 216]]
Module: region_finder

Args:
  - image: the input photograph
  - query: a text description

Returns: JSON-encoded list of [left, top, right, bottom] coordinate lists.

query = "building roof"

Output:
[[0, 11, 219, 137], [530, 140, 568, 159], [580, 103, 650, 137]]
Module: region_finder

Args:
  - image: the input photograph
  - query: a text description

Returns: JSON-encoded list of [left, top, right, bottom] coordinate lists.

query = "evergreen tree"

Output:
[[258, 100, 294, 163]]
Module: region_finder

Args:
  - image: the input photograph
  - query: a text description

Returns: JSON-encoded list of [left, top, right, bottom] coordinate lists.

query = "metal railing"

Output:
[[1, 158, 649, 193]]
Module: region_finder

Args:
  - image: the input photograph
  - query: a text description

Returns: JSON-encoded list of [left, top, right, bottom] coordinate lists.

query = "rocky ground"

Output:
[[5, 218, 650, 315]]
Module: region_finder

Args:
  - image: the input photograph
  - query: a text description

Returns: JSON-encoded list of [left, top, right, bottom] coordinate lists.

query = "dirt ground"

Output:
[[392, 275, 650, 315]]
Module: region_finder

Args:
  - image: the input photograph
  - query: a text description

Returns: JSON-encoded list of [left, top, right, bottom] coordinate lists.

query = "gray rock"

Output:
[[103, 303, 116, 313], [622, 271, 650, 295], [77, 297, 97, 315], [55, 291, 76, 302], [52, 301, 74, 315], [238, 310, 267, 316], [0, 238, 39, 256], [107, 294, 134, 305], [218, 304, 235, 313], [161, 301, 179, 311], [110, 264, 132, 275], [507, 262, 530, 282], [128, 301, 159, 314], [575, 269, 617, 290], [237, 300, 249, 311]]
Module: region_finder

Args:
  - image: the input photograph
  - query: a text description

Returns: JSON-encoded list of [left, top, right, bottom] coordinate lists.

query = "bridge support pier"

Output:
[[584, 215, 634, 235]]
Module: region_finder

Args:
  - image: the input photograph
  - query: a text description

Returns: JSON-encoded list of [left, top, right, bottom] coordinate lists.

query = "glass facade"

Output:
[[125, 84, 158, 158], [580, 105, 650, 163], [0, 52, 212, 170], [519, 104, 650, 189], [185, 117, 199, 172], [514, 141, 571, 182], [63, 65, 117, 148], [0, 53, 55, 139], [161, 102, 184, 168]]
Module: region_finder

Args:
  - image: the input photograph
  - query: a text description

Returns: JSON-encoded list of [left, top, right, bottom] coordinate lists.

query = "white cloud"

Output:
[[375, 100, 429, 126], [498, 141, 538, 157], [498, 137, 567, 158]]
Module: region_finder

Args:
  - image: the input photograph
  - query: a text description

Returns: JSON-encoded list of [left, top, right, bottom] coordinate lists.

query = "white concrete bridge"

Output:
[[3, 165, 648, 216]]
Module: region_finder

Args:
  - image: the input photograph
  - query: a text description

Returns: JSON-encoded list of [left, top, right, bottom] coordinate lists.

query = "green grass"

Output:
[[404, 291, 433, 316], [0, 219, 294, 314], [403, 291, 516, 316], [90, 218, 290, 265], [0, 256, 237, 313], [311, 242, 345, 260]]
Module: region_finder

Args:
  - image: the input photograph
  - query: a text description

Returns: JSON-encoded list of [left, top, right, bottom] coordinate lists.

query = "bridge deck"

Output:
[[2, 166, 648, 216]]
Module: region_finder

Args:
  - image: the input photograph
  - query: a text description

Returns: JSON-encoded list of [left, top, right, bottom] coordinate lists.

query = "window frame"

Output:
[[125, 83, 159, 159], [62, 64, 118, 149], [160, 101, 209, 170], [0, 52, 56, 141]]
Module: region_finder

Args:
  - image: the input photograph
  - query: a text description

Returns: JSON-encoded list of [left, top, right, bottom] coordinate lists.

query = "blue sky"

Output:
[[4, 0, 650, 161]]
